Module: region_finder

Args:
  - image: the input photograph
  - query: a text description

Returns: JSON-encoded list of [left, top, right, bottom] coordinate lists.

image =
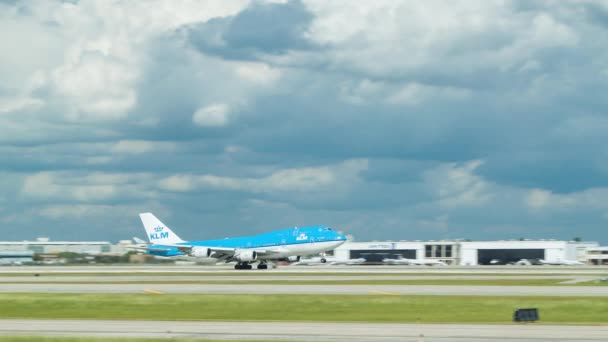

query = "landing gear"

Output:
[[257, 263, 268, 270], [234, 261, 272, 270], [320, 252, 327, 263], [234, 263, 253, 270]]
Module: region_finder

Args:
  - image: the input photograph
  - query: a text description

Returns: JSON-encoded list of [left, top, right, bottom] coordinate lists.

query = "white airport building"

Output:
[[0, 236, 605, 266], [333, 239, 601, 265], [587, 247, 608, 265], [0, 238, 130, 255]]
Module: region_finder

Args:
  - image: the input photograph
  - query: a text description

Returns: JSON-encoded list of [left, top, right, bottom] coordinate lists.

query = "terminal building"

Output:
[[0, 238, 129, 255], [0, 236, 605, 266], [333, 239, 601, 265], [587, 247, 608, 265], [0, 251, 34, 265]]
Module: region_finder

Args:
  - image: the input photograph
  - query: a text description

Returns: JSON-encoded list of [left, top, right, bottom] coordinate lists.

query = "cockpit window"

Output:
[[323, 227, 332, 231]]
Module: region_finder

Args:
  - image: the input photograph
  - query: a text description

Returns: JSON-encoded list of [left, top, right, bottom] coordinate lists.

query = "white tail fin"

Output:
[[139, 213, 184, 244]]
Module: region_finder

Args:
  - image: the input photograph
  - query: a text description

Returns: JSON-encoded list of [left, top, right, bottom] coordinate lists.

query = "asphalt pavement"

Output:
[[0, 283, 607, 296], [1, 319, 607, 341]]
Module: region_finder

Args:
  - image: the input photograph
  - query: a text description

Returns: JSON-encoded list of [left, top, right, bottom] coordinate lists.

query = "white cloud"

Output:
[[37, 203, 165, 220], [111, 140, 176, 154], [526, 188, 553, 209], [1, 0, 251, 124], [0, 96, 44, 114], [39, 204, 111, 219], [426, 160, 493, 207], [159, 159, 368, 193], [21, 172, 117, 202], [299, 1, 582, 79], [158, 175, 196, 192], [20, 173, 61, 199], [339, 79, 471, 106], [20, 171, 157, 202], [386, 82, 471, 105], [524, 187, 608, 212], [234, 62, 281, 85], [51, 54, 138, 120], [192, 104, 231, 127]]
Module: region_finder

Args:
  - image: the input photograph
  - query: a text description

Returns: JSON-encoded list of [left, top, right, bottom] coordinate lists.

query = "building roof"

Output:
[[0, 241, 110, 245]]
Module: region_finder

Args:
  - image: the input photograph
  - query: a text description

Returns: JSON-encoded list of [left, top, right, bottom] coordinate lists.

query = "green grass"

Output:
[[0, 293, 606, 324], [0, 338, 267, 342], [574, 280, 608, 286], [0, 279, 578, 285]]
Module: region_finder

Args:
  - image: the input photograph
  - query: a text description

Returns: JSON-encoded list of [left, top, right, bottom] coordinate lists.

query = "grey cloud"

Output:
[[585, 3, 608, 28], [187, 0, 315, 60]]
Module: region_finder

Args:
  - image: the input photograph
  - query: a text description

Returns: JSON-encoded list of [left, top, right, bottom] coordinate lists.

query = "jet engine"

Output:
[[190, 247, 211, 258], [288, 256, 301, 262], [235, 250, 257, 262]]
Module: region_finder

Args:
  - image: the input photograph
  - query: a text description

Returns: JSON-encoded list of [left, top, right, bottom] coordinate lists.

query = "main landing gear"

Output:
[[257, 263, 268, 270], [234, 261, 271, 270], [234, 263, 252, 270]]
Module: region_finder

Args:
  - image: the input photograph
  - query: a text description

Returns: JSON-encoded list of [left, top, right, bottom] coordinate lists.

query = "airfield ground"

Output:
[[0, 265, 606, 341]]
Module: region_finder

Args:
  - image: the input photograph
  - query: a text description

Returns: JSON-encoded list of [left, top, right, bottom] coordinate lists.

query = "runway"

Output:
[[0, 275, 596, 282], [1, 283, 607, 296], [1, 319, 607, 341], [2, 265, 607, 274], [1, 266, 606, 341]]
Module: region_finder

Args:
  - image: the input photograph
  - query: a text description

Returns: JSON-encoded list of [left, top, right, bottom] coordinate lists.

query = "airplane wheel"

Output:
[[257, 264, 268, 270], [320, 258, 327, 263], [245, 264, 253, 270], [234, 264, 241, 270]]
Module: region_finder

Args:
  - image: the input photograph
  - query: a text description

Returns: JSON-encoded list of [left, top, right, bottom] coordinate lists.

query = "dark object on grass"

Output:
[[513, 308, 539, 322]]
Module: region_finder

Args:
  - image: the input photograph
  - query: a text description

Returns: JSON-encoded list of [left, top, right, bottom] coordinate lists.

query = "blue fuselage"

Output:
[[148, 226, 346, 258]]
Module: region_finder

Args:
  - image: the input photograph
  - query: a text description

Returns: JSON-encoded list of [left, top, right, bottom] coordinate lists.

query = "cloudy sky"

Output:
[[2, 0, 608, 244]]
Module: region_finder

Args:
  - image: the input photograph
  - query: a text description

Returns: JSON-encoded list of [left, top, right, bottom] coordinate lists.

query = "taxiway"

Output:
[[0, 283, 606, 296], [1, 319, 607, 341]]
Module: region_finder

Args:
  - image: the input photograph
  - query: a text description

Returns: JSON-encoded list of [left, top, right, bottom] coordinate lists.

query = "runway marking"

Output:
[[143, 289, 165, 294], [369, 290, 400, 296]]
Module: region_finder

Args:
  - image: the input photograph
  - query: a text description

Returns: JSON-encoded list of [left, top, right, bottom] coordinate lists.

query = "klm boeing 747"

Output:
[[135, 213, 347, 269]]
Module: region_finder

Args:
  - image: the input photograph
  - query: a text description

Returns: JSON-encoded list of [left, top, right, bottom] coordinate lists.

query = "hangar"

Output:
[[333, 239, 597, 265], [459, 240, 597, 265], [587, 247, 608, 265], [334, 240, 460, 265]]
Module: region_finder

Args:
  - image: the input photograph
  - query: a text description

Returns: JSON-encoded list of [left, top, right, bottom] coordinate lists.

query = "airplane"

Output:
[[128, 236, 218, 265], [538, 259, 585, 266], [382, 256, 448, 266], [132, 213, 347, 270], [132, 237, 147, 245], [292, 256, 367, 266]]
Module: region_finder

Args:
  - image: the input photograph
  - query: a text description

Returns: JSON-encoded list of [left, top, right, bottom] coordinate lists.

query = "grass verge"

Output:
[[0, 293, 606, 324], [0, 279, 580, 285], [0, 338, 264, 342]]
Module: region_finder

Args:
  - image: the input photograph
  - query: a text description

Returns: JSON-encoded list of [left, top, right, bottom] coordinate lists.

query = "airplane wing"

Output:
[[159, 243, 288, 262], [125, 245, 173, 253]]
